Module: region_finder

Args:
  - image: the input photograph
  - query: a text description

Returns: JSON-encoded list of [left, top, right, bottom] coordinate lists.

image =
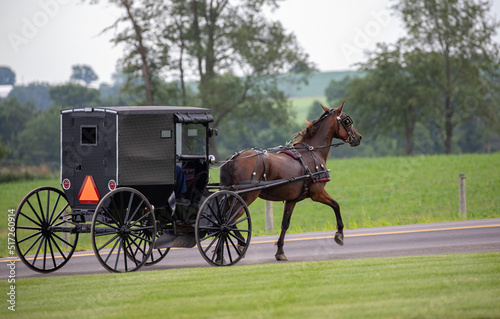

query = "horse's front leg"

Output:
[[275, 201, 297, 261], [311, 188, 344, 246]]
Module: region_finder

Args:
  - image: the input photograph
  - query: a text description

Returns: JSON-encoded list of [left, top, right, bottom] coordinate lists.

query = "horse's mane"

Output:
[[292, 112, 328, 144]]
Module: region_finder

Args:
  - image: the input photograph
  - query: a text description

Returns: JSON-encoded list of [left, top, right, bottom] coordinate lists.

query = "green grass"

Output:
[[1, 252, 499, 318], [247, 153, 500, 236], [1, 153, 499, 256]]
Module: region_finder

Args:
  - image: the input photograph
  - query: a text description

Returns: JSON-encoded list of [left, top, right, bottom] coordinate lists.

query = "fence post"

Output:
[[265, 200, 273, 232], [458, 174, 467, 218]]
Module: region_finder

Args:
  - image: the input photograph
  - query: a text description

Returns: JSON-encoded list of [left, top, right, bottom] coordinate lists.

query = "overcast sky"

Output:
[[1, 0, 499, 85]]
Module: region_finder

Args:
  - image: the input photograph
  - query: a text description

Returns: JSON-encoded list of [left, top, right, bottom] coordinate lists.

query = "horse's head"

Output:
[[321, 102, 362, 147]]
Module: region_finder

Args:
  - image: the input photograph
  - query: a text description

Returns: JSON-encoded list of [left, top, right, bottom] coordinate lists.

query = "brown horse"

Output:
[[220, 102, 362, 261]]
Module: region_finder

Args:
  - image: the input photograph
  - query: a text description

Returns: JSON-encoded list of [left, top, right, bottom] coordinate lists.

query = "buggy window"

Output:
[[176, 123, 206, 156], [81, 126, 97, 146]]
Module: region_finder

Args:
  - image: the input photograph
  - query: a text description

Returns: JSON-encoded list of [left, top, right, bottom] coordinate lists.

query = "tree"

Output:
[[14, 105, 62, 165], [89, 0, 161, 105], [393, 0, 500, 154], [340, 42, 437, 155], [89, 0, 311, 156], [49, 83, 101, 108], [0, 97, 36, 145], [70, 65, 99, 85], [7, 82, 53, 110], [164, 0, 311, 155], [0, 66, 16, 85]]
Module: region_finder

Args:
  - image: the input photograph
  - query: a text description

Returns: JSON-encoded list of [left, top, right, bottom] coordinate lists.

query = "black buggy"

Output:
[[14, 106, 252, 273]]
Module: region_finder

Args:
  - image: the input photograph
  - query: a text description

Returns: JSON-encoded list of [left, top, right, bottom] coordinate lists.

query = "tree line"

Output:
[[1, 0, 499, 168]]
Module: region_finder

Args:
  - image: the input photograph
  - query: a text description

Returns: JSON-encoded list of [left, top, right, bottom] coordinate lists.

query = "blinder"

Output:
[[341, 115, 353, 127]]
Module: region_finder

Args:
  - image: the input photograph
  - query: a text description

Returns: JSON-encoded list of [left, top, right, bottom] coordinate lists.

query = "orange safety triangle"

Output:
[[78, 175, 100, 204]]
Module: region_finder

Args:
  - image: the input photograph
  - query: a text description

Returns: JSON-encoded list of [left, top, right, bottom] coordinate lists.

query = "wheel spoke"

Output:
[[22, 233, 43, 257], [125, 238, 140, 267], [109, 196, 123, 226], [18, 211, 42, 227], [199, 230, 220, 242], [46, 190, 51, 222], [46, 234, 57, 268], [203, 233, 221, 255], [98, 234, 120, 252], [51, 218, 72, 228], [17, 225, 42, 231], [230, 214, 249, 227], [128, 232, 153, 245], [227, 234, 242, 256], [127, 236, 147, 259], [17, 230, 42, 244], [47, 193, 61, 224], [128, 209, 150, 227], [114, 238, 123, 271], [36, 192, 45, 223], [227, 204, 245, 225], [103, 235, 121, 264], [124, 192, 135, 223], [48, 235, 68, 262], [49, 202, 69, 226], [94, 219, 120, 231], [26, 200, 45, 225], [200, 210, 220, 227], [43, 234, 50, 270], [225, 236, 233, 264], [51, 232, 75, 249]]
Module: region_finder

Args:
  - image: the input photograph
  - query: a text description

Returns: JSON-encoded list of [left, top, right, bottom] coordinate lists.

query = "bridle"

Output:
[[321, 108, 356, 145], [336, 113, 355, 144]]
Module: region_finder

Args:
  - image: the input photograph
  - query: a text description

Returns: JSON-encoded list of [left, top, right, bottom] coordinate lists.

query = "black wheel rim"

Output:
[[91, 188, 156, 273], [195, 191, 251, 267], [14, 187, 78, 273]]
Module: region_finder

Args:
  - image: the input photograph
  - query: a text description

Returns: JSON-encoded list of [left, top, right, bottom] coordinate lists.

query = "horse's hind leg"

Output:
[[275, 201, 297, 261], [311, 189, 344, 246]]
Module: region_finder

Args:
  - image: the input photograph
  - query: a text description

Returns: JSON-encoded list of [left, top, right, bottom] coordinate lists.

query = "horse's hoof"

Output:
[[275, 254, 288, 261], [214, 258, 226, 265], [334, 232, 344, 246]]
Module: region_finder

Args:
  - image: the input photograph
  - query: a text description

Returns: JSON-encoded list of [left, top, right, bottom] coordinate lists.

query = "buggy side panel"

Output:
[[117, 112, 175, 186]]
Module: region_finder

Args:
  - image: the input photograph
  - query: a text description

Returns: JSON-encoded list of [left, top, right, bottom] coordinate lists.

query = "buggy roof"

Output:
[[61, 106, 214, 124]]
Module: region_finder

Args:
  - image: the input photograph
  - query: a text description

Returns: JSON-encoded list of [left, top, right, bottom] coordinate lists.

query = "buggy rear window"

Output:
[[81, 126, 97, 146]]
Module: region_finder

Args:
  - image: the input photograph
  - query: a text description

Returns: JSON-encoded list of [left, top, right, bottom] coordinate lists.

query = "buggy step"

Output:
[[154, 232, 197, 249]]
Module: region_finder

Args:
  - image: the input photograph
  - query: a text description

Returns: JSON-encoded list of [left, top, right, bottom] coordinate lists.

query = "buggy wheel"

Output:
[[14, 187, 78, 273], [195, 190, 251, 266], [145, 232, 170, 266], [126, 229, 170, 266], [91, 187, 156, 273]]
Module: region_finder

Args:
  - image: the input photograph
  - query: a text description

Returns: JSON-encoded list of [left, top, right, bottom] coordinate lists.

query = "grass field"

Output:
[[289, 95, 328, 124], [1, 153, 499, 257], [1, 252, 499, 318]]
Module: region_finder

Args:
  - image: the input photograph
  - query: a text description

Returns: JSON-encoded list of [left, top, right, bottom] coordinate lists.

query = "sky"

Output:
[[1, 0, 500, 86]]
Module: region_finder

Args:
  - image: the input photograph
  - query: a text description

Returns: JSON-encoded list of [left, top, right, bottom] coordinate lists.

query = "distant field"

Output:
[[1, 252, 499, 318], [1, 153, 499, 256], [289, 96, 328, 124]]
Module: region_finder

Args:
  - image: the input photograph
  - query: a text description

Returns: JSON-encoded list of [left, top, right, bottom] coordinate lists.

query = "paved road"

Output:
[[2, 218, 499, 279]]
